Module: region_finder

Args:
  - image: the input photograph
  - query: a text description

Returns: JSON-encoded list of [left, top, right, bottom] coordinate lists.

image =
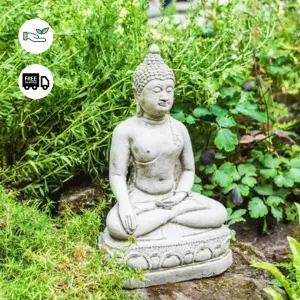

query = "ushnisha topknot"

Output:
[[133, 44, 175, 96]]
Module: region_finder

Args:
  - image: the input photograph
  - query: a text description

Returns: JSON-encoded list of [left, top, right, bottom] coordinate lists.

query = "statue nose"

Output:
[[160, 93, 169, 101]]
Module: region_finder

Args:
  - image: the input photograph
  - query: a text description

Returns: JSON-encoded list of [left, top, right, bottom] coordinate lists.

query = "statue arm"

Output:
[[158, 124, 194, 208], [109, 124, 137, 234], [175, 124, 195, 196], [109, 124, 131, 206]]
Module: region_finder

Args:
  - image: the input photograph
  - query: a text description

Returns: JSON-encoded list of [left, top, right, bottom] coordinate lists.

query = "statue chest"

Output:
[[130, 125, 184, 163]]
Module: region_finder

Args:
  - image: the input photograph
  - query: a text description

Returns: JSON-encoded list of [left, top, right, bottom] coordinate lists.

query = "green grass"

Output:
[[0, 186, 139, 299]]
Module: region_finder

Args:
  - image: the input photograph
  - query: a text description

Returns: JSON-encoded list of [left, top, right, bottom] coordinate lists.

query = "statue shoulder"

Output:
[[112, 116, 138, 138], [169, 116, 189, 135]]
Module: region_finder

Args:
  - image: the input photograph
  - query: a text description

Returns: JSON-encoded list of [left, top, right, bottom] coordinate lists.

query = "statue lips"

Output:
[[158, 101, 170, 107]]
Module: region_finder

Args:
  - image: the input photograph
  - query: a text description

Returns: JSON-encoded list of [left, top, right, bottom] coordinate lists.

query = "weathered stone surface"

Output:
[[99, 225, 232, 288]]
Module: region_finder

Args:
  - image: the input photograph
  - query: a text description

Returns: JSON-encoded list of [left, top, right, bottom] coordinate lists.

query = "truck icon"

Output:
[[22, 73, 49, 90]]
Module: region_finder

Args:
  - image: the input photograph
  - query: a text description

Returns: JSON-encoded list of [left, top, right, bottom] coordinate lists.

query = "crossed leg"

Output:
[[106, 193, 226, 240], [170, 193, 227, 228]]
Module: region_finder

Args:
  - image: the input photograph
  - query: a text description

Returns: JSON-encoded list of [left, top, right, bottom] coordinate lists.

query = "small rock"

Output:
[[58, 186, 104, 215]]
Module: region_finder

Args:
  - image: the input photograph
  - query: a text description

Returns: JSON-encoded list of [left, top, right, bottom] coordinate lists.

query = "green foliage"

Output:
[[248, 197, 268, 218], [0, 186, 139, 299], [251, 203, 300, 300], [0, 0, 298, 221], [199, 146, 300, 228], [186, 1, 299, 225], [226, 208, 247, 226], [214, 128, 238, 152], [0, 0, 149, 200]]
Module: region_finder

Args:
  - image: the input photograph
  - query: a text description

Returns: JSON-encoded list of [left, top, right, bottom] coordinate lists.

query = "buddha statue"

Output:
[[99, 45, 232, 288]]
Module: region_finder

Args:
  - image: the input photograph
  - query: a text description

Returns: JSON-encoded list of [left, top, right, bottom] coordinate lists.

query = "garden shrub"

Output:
[[0, 0, 299, 225]]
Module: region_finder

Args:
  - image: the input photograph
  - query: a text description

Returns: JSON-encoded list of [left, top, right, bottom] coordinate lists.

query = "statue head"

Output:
[[133, 45, 175, 118]]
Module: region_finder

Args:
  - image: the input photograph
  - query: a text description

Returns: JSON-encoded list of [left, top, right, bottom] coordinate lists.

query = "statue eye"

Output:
[[153, 87, 162, 93], [166, 86, 173, 93]]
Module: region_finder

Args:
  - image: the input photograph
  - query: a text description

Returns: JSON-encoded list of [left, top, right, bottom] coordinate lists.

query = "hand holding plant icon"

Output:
[[23, 28, 49, 43], [19, 19, 53, 53]]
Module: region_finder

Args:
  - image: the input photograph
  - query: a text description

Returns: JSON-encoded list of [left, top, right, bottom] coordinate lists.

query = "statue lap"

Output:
[[106, 190, 227, 240]]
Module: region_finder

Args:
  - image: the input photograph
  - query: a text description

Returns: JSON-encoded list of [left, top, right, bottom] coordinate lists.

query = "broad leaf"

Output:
[[192, 184, 202, 193], [192, 107, 211, 117], [230, 209, 247, 219], [222, 183, 237, 194], [241, 176, 257, 187], [185, 115, 196, 125], [260, 168, 277, 179], [271, 206, 283, 222], [216, 116, 236, 128], [227, 208, 247, 226], [214, 128, 238, 152], [290, 158, 300, 168], [236, 102, 267, 123], [290, 168, 300, 183], [172, 111, 185, 122], [212, 170, 232, 188], [219, 162, 240, 180], [263, 154, 280, 169], [273, 188, 289, 198], [266, 196, 284, 207], [255, 185, 273, 196], [194, 175, 201, 183], [204, 164, 217, 175], [210, 105, 228, 117], [274, 173, 294, 188], [251, 150, 264, 161], [237, 184, 250, 196], [238, 163, 256, 177], [248, 197, 268, 218], [203, 184, 215, 190], [219, 87, 240, 99]]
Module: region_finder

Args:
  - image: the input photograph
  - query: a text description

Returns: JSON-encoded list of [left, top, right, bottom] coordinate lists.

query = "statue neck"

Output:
[[141, 113, 169, 125]]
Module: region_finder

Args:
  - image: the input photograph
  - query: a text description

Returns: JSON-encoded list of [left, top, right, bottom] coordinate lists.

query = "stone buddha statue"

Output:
[[99, 45, 232, 288]]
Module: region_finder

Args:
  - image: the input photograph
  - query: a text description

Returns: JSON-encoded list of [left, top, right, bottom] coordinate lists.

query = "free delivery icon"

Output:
[[22, 73, 50, 90], [19, 64, 53, 99]]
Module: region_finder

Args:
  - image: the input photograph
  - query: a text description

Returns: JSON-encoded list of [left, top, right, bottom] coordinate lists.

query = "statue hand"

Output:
[[118, 202, 138, 234], [156, 192, 186, 208]]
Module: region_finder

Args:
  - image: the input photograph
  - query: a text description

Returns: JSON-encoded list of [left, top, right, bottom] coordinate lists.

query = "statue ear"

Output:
[[133, 86, 138, 99]]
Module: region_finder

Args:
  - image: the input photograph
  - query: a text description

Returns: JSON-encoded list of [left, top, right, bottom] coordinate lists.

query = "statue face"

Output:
[[138, 79, 174, 117]]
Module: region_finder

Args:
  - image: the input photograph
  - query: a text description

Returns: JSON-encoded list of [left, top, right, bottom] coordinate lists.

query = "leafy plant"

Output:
[[195, 146, 300, 230], [251, 203, 300, 300]]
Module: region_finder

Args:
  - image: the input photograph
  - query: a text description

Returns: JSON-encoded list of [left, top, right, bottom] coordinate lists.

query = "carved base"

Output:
[[127, 250, 232, 288], [98, 224, 232, 288]]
